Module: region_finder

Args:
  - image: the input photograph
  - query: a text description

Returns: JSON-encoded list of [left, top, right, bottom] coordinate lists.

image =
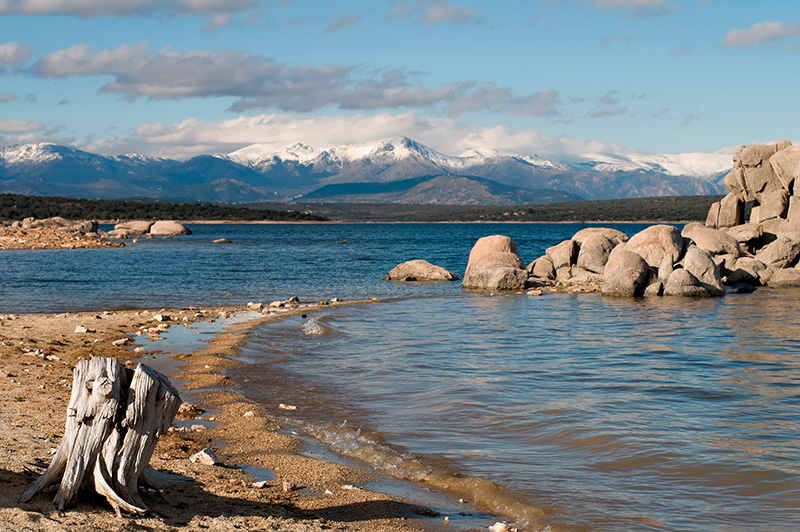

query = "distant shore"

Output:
[[0, 303, 472, 532]]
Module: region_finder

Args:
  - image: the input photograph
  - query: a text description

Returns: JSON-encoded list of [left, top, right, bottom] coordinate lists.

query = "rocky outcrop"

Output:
[[602, 248, 650, 297], [109, 220, 191, 238], [462, 235, 528, 290], [624, 225, 684, 268], [383, 259, 458, 282]]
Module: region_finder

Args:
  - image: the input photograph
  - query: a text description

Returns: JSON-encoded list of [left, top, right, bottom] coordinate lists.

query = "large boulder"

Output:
[[769, 144, 800, 191], [724, 223, 762, 246], [663, 269, 714, 297], [575, 233, 617, 274], [527, 256, 555, 280], [625, 225, 684, 268], [726, 257, 771, 286], [680, 245, 725, 296], [115, 221, 154, 235], [758, 189, 789, 221], [755, 237, 800, 269], [602, 248, 651, 297], [383, 260, 458, 282], [681, 223, 740, 257], [767, 268, 800, 287], [717, 193, 744, 228], [733, 141, 791, 202], [149, 220, 191, 236], [571, 227, 628, 247], [545, 240, 577, 270], [462, 235, 528, 291]]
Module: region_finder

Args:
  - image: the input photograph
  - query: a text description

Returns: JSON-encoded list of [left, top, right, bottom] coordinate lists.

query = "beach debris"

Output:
[[112, 338, 130, 346], [177, 402, 205, 418], [74, 325, 95, 334], [278, 403, 297, 410], [190, 448, 221, 466], [20, 358, 185, 516], [302, 318, 326, 336], [282, 480, 296, 492], [488, 523, 516, 532]]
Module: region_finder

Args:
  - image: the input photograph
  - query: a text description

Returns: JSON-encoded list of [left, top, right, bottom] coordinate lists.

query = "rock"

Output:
[[213, 238, 232, 244], [112, 338, 130, 346], [178, 402, 205, 418], [769, 144, 800, 191], [243, 411, 255, 417], [644, 280, 663, 297], [114, 221, 154, 235], [758, 189, 789, 221], [252, 480, 269, 489], [755, 237, 800, 269], [527, 256, 555, 279], [625, 225, 684, 269], [602, 248, 651, 297], [713, 253, 738, 278], [680, 245, 725, 296], [150, 220, 191, 236], [576, 233, 617, 274], [724, 223, 762, 245], [727, 257, 770, 286], [190, 448, 220, 466], [657, 255, 674, 282], [681, 223, 740, 257], [462, 235, 528, 291], [767, 268, 800, 287], [154, 314, 170, 322], [546, 240, 578, 270], [571, 227, 628, 247], [383, 259, 458, 282], [663, 268, 714, 297], [786, 196, 800, 224], [705, 201, 721, 229], [555, 266, 573, 282], [74, 325, 94, 334], [302, 318, 326, 335], [724, 168, 745, 201], [717, 193, 744, 228]]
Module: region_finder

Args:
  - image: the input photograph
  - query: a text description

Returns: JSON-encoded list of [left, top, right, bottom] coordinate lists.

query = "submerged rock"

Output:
[[383, 259, 458, 282]]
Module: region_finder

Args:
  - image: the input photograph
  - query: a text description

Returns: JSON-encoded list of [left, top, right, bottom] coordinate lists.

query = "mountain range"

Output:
[[0, 137, 733, 205]]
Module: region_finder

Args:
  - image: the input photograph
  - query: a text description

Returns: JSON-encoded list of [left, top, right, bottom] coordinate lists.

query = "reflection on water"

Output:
[[231, 289, 800, 532]]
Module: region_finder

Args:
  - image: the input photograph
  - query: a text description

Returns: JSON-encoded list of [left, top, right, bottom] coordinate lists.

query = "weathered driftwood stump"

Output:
[[20, 357, 187, 516]]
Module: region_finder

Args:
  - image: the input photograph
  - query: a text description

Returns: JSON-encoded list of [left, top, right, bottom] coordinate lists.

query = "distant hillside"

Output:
[[245, 195, 723, 223], [0, 138, 731, 204], [0, 194, 325, 222], [295, 175, 583, 205]]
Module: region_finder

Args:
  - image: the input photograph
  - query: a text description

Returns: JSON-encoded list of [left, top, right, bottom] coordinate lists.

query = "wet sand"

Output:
[[0, 304, 483, 532]]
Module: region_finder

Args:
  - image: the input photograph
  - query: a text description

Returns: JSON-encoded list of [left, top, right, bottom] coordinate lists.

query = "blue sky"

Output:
[[0, 0, 799, 160]]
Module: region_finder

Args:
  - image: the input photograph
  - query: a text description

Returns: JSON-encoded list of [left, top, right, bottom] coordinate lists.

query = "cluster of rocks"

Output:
[[384, 142, 800, 297], [107, 220, 191, 238], [10, 216, 99, 235]]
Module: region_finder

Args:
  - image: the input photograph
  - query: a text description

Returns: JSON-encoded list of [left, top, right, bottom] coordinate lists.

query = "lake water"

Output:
[[2, 223, 799, 532]]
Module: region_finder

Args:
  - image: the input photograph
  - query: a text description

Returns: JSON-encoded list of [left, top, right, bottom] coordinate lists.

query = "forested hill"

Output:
[[0, 194, 326, 222]]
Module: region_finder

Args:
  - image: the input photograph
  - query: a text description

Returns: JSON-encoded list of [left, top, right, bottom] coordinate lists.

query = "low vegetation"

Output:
[[0, 194, 326, 221], [0, 193, 722, 223]]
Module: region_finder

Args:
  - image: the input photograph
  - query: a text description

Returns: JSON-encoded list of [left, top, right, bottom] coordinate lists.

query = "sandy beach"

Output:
[[0, 304, 484, 532]]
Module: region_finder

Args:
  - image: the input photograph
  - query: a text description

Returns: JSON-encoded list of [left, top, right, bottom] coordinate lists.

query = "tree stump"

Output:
[[20, 357, 189, 516]]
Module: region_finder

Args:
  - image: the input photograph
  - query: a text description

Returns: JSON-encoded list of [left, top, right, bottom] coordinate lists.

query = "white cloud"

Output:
[[722, 21, 800, 48], [324, 13, 362, 33], [586, 0, 665, 7], [0, 42, 32, 69], [32, 43, 559, 117], [0, 0, 266, 29], [388, 0, 476, 25], [0, 92, 15, 103], [78, 112, 629, 160], [0, 118, 45, 132]]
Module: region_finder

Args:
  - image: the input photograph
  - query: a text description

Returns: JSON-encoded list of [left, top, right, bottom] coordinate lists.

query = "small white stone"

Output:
[[190, 448, 220, 466]]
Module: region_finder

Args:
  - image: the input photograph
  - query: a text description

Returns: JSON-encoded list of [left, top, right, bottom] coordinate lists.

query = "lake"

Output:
[[2, 222, 798, 532]]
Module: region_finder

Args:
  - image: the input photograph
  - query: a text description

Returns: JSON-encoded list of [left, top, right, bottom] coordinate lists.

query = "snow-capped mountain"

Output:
[[0, 137, 733, 204]]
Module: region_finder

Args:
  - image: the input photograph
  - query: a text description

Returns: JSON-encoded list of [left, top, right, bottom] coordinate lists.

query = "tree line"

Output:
[[0, 194, 327, 222]]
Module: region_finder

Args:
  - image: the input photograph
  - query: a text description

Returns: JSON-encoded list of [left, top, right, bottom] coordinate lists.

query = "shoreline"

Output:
[[0, 303, 489, 532]]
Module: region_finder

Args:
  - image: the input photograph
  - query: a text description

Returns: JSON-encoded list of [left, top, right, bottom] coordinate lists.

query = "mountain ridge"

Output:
[[0, 137, 732, 204]]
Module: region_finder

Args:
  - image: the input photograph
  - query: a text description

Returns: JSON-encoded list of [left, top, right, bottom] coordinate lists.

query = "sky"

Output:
[[0, 0, 799, 161]]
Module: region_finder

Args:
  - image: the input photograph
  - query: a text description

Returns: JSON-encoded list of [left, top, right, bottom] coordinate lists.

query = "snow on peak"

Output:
[[0, 142, 79, 165]]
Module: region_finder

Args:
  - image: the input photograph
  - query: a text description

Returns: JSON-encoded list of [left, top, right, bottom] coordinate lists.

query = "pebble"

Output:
[[74, 325, 95, 333], [252, 480, 269, 489], [112, 338, 130, 346], [278, 404, 297, 410], [243, 411, 255, 417], [190, 448, 220, 466]]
